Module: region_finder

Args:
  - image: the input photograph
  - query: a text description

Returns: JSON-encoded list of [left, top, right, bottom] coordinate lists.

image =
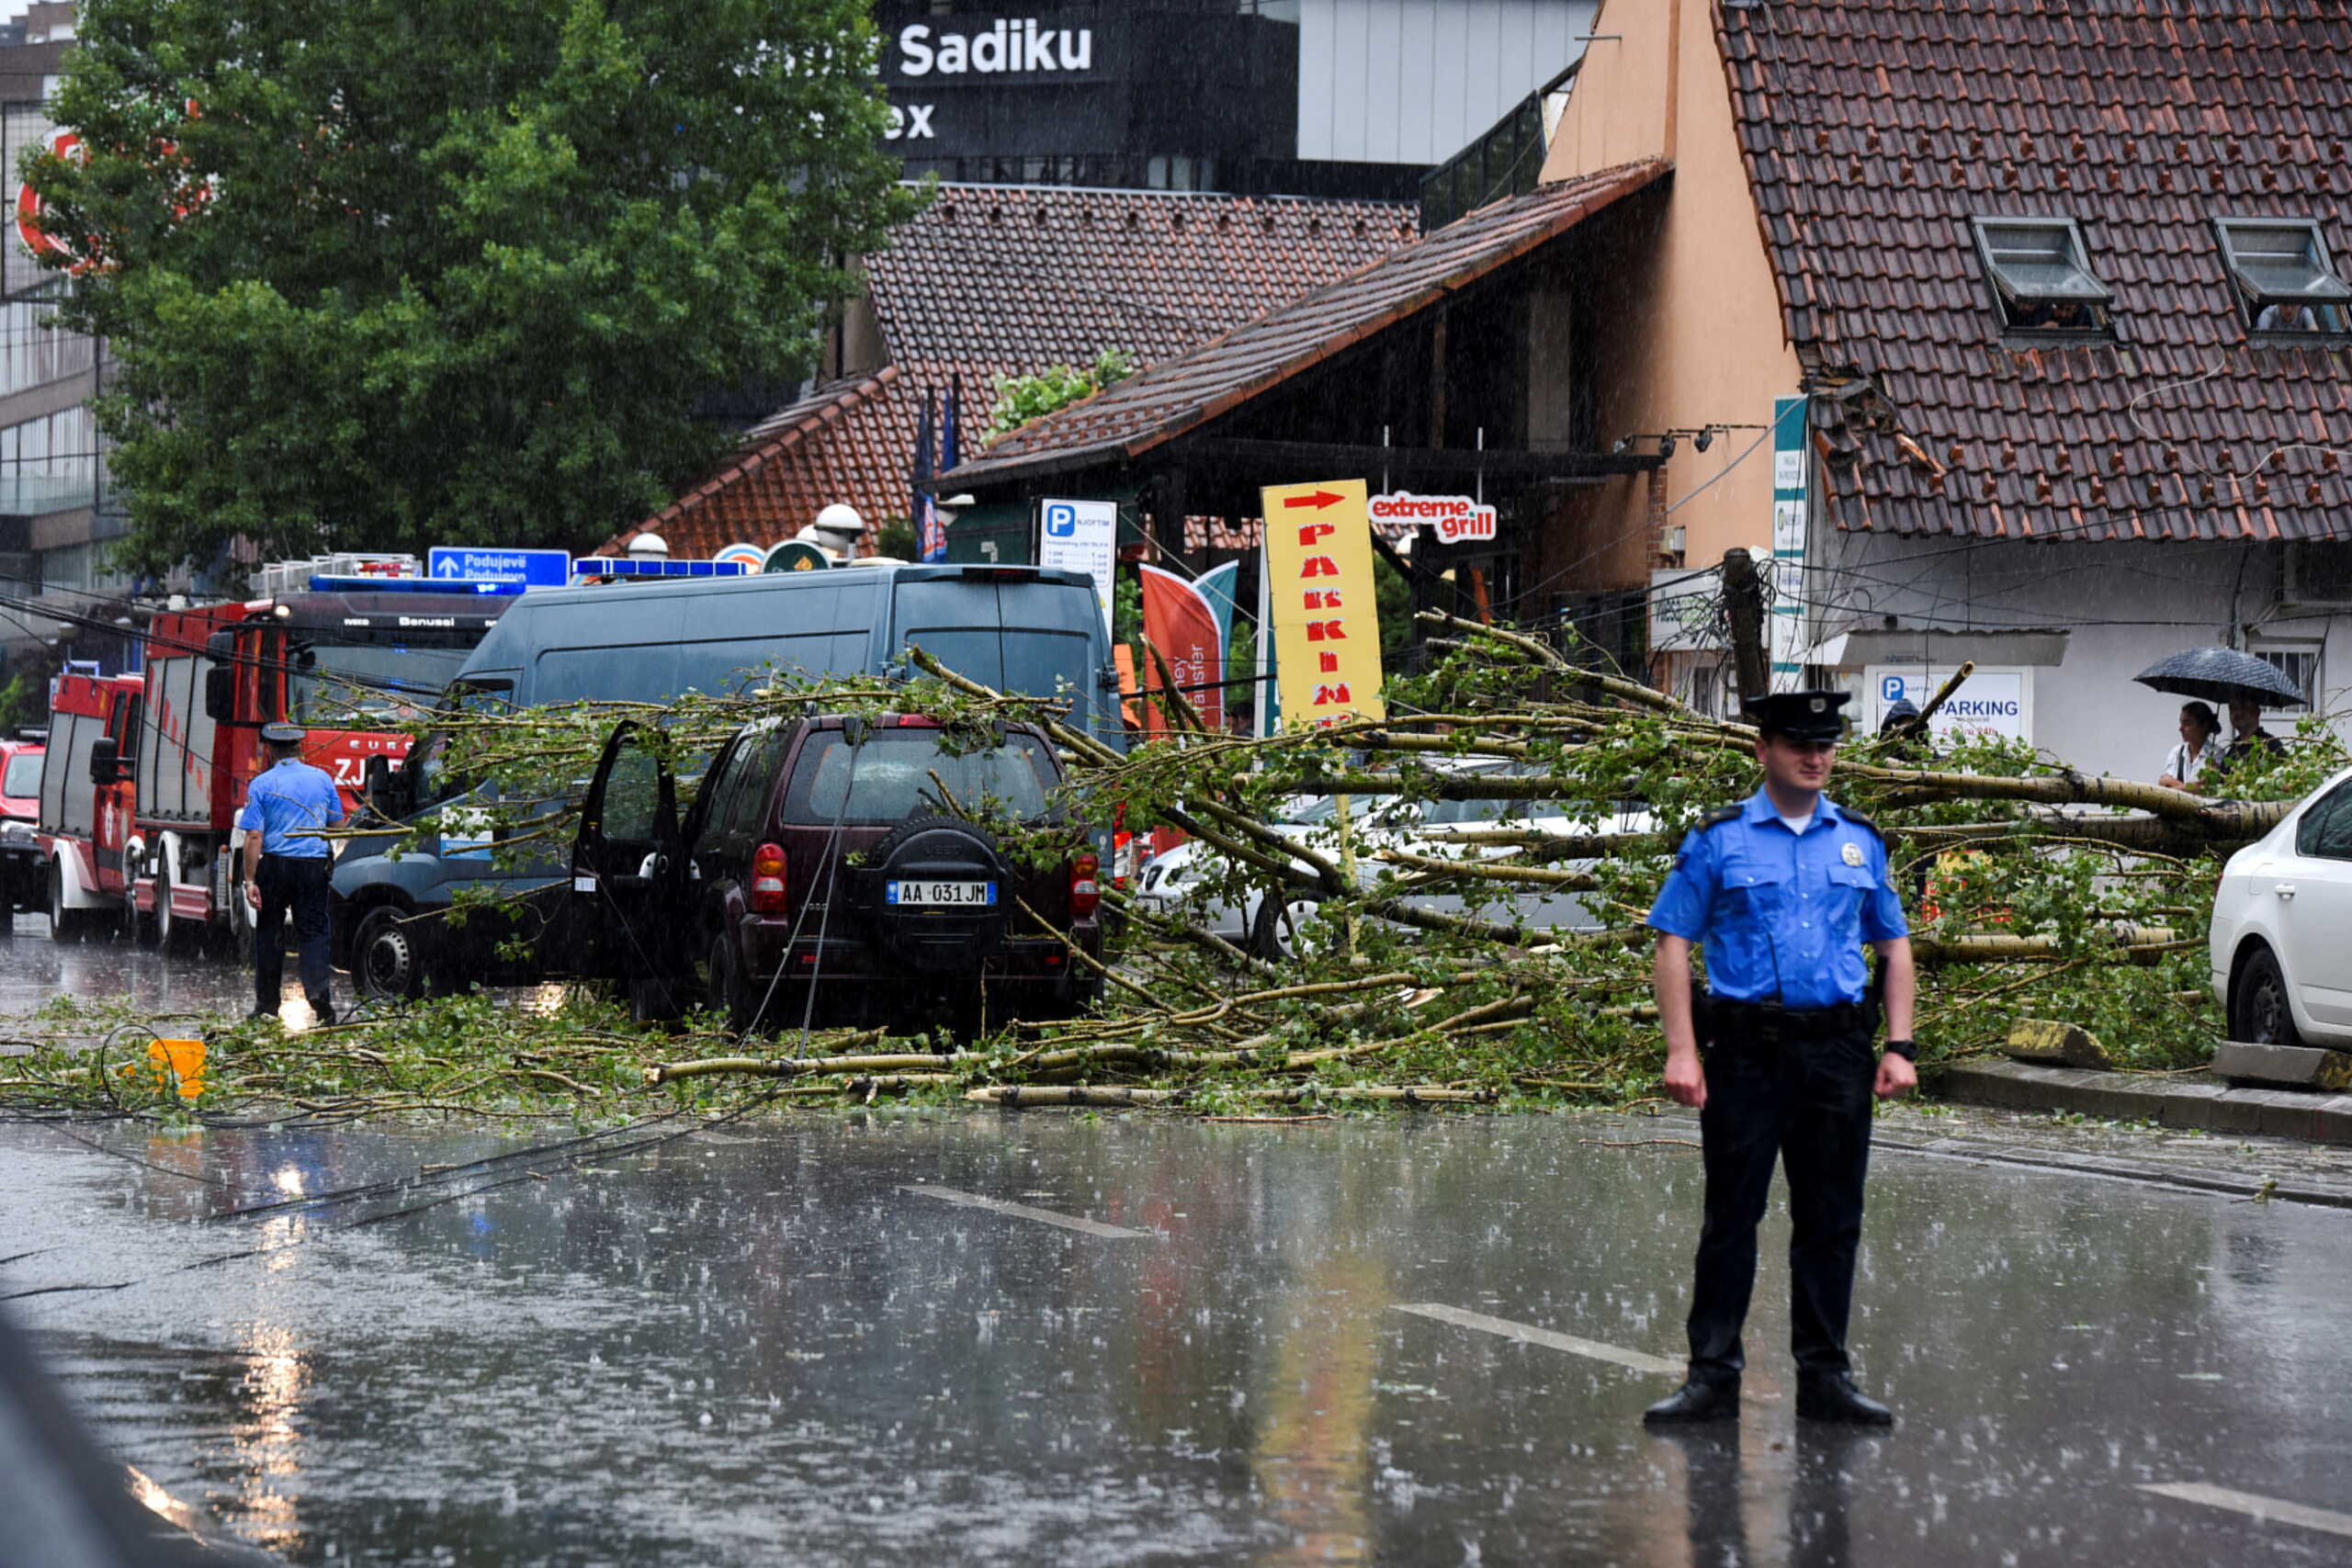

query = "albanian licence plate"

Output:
[[887, 879, 997, 908]]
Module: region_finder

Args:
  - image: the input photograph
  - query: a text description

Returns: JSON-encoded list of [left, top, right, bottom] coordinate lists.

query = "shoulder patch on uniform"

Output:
[[1839, 809, 1883, 840], [1699, 805, 1745, 829]]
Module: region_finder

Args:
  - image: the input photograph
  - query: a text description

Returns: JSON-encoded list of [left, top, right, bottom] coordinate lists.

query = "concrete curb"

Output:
[[1928, 1058, 2352, 1145]]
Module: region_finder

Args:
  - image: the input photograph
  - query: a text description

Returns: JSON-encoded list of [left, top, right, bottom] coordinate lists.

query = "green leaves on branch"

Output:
[[987, 348, 1135, 438]]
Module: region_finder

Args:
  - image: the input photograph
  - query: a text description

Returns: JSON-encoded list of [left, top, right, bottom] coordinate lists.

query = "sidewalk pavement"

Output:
[[1928, 1057, 2352, 1150]]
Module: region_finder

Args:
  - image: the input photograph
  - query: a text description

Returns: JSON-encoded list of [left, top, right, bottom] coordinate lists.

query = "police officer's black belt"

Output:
[[1713, 999, 1869, 1036]]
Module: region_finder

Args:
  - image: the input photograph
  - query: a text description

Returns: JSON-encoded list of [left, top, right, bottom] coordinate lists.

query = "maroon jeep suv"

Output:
[[571, 714, 1102, 1033]]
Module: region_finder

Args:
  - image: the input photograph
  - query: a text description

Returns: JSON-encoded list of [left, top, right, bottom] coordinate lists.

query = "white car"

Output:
[[2210, 763, 2352, 1046], [1132, 765, 1652, 957]]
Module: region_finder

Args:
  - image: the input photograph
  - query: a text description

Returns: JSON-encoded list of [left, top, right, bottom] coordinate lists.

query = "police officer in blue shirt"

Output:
[[1642, 690, 1917, 1427], [240, 722, 346, 1024]]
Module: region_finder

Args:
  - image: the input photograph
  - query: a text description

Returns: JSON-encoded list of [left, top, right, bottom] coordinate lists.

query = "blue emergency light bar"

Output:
[[567, 558, 752, 581], [306, 574, 526, 596]]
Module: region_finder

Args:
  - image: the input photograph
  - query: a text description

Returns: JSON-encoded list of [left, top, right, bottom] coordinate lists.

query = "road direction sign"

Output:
[[427, 547, 571, 588]]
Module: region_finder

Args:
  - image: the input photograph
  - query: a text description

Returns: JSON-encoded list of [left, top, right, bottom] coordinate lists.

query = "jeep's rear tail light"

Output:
[[751, 842, 788, 914], [1069, 852, 1101, 919]]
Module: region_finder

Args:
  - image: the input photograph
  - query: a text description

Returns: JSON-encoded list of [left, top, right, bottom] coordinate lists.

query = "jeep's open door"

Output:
[[569, 721, 690, 1005]]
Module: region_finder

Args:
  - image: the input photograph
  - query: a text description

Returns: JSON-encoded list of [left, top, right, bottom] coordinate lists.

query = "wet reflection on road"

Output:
[[4, 1110, 2350, 1566]]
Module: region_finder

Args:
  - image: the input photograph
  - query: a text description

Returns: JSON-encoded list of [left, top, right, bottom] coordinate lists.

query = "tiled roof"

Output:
[[948, 161, 1672, 486], [865, 185, 1424, 378], [620, 367, 908, 556], [1719, 0, 2352, 543], [605, 184, 1419, 557]]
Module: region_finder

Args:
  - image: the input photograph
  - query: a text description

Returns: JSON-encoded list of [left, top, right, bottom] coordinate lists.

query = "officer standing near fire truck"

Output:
[[240, 721, 345, 1024]]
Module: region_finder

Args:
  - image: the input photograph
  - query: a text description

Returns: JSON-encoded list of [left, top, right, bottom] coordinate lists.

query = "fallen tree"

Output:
[[3, 615, 2340, 1122]]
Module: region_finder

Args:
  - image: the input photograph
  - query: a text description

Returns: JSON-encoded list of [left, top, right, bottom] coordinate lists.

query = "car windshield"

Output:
[[2, 753, 39, 797], [784, 730, 1057, 826], [292, 643, 478, 726]]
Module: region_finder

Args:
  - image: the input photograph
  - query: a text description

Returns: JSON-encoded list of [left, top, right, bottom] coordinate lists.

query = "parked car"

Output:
[[334, 561, 1120, 998], [1134, 761, 1652, 957], [571, 713, 1104, 1032], [2211, 762, 2352, 1046], [0, 734, 44, 929]]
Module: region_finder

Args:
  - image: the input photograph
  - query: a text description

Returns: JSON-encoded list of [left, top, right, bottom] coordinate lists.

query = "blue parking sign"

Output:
[[1880, 673, 1908, 704]]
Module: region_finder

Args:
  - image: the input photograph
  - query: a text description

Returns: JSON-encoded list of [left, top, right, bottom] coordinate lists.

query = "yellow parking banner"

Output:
[[1260, 479, 1385, 727]]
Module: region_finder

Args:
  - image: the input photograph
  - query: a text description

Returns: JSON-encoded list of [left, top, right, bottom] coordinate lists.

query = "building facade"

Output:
[[0, 2, 140, 679], [1530, 0, 2352, 779], [876, 0, 1599, 199]]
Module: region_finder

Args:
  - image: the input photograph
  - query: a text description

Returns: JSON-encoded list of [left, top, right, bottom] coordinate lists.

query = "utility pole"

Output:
[[1723, 547, 1770, 709]]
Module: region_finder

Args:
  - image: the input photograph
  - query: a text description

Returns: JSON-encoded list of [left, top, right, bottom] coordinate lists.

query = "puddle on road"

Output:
[[2, 1112, 2349, 1567]]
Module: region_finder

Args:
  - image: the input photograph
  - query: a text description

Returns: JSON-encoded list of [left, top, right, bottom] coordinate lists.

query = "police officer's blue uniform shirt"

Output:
[[238, 759, 346, 858], [1646, 788, 1908, 1009]]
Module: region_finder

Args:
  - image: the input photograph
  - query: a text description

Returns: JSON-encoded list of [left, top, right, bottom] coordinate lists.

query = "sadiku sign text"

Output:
[[896, 18, 1096, 77], [1368, 491, 1497, 544]]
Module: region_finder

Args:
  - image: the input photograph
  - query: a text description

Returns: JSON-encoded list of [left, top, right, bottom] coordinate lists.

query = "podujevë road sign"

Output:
[[427, 547, 571, 588]]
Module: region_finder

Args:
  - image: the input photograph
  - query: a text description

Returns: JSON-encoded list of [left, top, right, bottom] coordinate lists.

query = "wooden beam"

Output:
[[1187, 438, 1656, 479]]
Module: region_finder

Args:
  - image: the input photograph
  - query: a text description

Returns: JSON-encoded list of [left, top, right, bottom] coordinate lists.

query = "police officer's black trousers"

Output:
[[1686, 1021, 1875, 1388], [254, 853, 333, 1013]]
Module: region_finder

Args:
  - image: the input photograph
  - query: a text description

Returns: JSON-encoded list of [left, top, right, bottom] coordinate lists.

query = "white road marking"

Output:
[[1393, 1303, 1683, 1376], [899, 1184, 1150, 1239], [2140, 1483, 2352, 1540]]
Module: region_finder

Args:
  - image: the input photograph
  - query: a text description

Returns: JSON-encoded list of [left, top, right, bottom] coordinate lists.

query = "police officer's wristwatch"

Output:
[[1882, 1039, 1918, 1060]]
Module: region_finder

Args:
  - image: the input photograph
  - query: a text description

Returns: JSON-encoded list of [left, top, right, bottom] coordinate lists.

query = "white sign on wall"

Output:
[[1866, 665, 2034, 746], [1037, 497, 1118, 639]]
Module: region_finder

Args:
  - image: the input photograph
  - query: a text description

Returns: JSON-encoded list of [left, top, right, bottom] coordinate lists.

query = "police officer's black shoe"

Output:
[[308, 998, 337, 1026], [1643, 1380, 1740, 1425], [246, 1008, 277, 1024], [1796, 1372, 1894, 1426]]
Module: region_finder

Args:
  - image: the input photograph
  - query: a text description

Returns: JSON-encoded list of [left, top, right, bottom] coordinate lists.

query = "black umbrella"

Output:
[[2132, 647, 2304, 706]]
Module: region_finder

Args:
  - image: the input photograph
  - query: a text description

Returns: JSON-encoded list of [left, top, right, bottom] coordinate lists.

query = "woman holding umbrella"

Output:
[[2157, 701, 2222, 790]]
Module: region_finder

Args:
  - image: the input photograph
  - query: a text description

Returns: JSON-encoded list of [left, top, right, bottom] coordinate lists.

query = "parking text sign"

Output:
[[1865, 665, 2033, 747]]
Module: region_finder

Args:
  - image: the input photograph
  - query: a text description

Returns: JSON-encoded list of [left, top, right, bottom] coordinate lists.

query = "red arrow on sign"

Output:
[[1282, 490, 1344, 510]]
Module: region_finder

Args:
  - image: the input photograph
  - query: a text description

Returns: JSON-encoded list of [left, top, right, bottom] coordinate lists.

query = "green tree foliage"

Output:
[[873, 517, 919, 562], [31, 0, 922, 572], [987, 348, 1134, 438], [0, 672, 32, 730]]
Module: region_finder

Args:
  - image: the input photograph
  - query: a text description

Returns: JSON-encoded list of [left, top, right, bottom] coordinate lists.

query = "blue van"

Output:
[[329, 564, 1119, 999]]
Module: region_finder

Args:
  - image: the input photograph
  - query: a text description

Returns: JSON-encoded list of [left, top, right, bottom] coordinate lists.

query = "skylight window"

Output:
[[1970, 217, 2112, 333], [2215, 219, 2351, 333]]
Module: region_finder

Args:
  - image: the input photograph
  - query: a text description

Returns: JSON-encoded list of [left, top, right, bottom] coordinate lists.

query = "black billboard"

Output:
[[873, 3, 1354, 197]]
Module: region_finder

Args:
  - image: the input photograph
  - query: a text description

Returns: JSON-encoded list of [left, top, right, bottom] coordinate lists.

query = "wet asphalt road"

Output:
[[4, 1075, 2352, 1567], [0, 912, 277, 1023]]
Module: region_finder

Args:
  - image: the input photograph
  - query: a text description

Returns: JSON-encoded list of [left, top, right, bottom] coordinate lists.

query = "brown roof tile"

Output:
[[1719, 0, 2352, 542], [605, 185, 1416, 558], [945, 160, 1671, 487]]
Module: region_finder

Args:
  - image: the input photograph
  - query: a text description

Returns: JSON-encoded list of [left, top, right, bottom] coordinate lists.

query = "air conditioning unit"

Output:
[[2284, 541, 2352, 607]]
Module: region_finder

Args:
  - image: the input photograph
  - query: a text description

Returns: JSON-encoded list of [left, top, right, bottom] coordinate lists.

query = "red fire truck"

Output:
[[36, 564, 515, 945], [33, 671, 143, 938]]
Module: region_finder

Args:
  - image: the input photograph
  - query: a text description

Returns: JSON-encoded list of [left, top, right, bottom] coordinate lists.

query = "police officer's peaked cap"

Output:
[[260, 721, 307, 746], [1743, 690, 1849, 742]]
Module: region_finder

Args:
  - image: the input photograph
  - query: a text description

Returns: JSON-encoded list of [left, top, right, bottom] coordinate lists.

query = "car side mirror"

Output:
[[364, 753, 412, 819], [88, 736, 126, 785], [203, 664, 236, 723]]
